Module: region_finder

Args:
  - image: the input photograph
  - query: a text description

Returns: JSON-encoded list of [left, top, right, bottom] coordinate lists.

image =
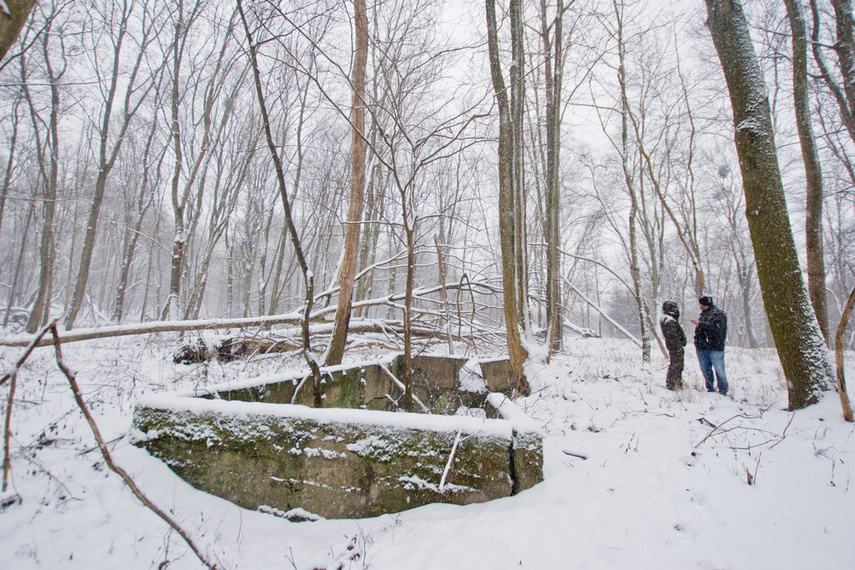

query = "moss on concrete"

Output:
[[133, 403, 515, 519], [510, 430, 544, 494], [132, 355, 543, 518]]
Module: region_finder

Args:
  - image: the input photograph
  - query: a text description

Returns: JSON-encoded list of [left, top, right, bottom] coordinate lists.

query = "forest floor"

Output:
[[0, 331, 853, 569]]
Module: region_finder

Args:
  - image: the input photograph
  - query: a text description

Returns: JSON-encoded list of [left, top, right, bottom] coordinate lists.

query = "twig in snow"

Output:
[[769, 412, 795, 449], [3, 367, 18, 493], [3, 319, 57, 492], [698, 417, 718, 429], [9, 439, 80, 501], [745, 452, 762, 486], [49, 325, 220, 570], [561, 451, 588, 460], [78, 435, 125, 455], [695, 408, 790, 451], [439, 429, 462, 492]]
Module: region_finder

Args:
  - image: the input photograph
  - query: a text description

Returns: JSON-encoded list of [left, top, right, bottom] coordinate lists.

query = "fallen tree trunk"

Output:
[[0, 280, 501, 349], [566, 282, 642, 348], [0, 316, 478, 350]]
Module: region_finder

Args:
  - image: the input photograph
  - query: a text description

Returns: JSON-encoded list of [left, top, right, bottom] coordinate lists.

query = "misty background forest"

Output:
[[0, 0, 854, 372]]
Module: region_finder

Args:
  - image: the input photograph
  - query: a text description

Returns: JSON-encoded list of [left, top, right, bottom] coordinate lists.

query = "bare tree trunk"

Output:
[[615, 1, 650, 363], [326, 0, 368, 365], [402, 220, 415, 411], [165, 0, 211, 322], [355, 144, 384, 318], [486, 0, 530, 397], [0, 94, 20, 237], [3, 201, 32, 329], [185, 143, 253, 321], [735, 251, 759, 348], [114, 110, 163, 323], [831, 0, 855, 118], [435, 235, 453, 354], [66, 2, 155, 329], [269, 85, 309, 316], [784, 0, 830, 344], [167, 6, 187, 322], [541, 0, 564, 356], [239, 0, 322, 407], [810, 0, 855, 143], [705, 0, 832, 410], [510, 0, 529, 339], [834, 283, 855, 421], [23, 37, 62, 333]]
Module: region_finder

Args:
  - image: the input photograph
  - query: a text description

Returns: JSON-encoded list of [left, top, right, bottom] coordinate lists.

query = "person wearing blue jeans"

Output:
[[691, 296, 728, 395]]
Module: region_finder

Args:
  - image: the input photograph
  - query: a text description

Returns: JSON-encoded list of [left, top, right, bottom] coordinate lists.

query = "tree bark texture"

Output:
[[326, 0, 368, 366], [784, 0, 830, 344], [0, 0, 36, 63], [705, 0, 831, 410]]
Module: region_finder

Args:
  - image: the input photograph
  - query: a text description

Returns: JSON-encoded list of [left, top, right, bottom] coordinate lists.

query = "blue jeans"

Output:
[[696, 349, 728, 395]]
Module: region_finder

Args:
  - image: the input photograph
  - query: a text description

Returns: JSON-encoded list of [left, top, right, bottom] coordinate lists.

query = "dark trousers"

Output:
[[666, 348, 684, 390]]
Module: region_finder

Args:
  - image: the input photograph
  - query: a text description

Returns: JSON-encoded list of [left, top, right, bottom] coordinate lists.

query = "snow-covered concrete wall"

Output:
[[130, 356, 542, 519], [132, 396, 541, 519]]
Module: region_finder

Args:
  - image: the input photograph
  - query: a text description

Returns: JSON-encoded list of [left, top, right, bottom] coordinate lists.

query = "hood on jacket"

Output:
[[662, 300, 680, 319]]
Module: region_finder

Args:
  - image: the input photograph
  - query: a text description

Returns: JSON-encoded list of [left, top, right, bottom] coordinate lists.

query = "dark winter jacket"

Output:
[[694, 303, 727, 351], [660, 302, 687, 354]]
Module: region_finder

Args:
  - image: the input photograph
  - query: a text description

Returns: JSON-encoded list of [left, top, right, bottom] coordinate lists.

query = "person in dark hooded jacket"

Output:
[[659, 301, 686, 390], [691, 295, 728, 395]]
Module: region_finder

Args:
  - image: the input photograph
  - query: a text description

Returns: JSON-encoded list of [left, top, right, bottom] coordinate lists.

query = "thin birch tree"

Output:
[[784, 0, 829, 343]]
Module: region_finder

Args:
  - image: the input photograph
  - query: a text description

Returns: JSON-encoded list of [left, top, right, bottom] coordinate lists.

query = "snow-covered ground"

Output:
[[0, 334, 853, 569]]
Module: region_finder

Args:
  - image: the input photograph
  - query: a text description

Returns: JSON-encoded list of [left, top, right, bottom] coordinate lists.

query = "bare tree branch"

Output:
[[49, 324, 220, 569]]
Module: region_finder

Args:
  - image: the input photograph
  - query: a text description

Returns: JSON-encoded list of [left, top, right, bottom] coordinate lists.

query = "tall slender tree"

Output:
[[23, 8, 65, 333], [325, 0, 368, 366], [784, 0, 829, 344], [540, 0, 565, 356], [486, 0, 531, 397], [238, 0, 322, 406], [65, 0, 159, 329], [614, 0, 651, 362]]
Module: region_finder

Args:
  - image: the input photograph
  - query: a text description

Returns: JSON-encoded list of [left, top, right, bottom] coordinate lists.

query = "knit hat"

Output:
[[699, 296, 713, 307]]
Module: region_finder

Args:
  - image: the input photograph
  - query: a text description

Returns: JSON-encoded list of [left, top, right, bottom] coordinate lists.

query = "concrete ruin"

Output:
[[131, 354, 543, 519]]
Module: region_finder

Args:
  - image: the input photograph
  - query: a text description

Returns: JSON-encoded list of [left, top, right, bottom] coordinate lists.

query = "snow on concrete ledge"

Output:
[[131, 357, 543, 519]]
